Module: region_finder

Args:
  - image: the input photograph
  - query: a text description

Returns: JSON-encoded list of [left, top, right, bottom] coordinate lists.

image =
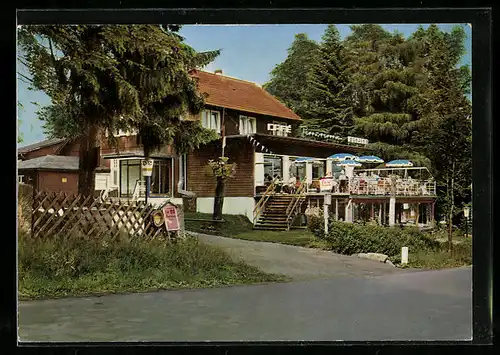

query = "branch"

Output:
[[17, 72, 33, 84]]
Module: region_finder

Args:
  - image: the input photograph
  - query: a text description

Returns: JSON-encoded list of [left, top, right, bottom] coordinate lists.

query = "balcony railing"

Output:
[[347, 177, 436, 196]]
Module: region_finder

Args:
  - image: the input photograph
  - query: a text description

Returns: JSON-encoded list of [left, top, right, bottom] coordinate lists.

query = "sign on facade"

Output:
[[347, 136, 369, 145], [267, 123, 292, 135], [162, 204, 180, 231], [141, 159, 154, 176]]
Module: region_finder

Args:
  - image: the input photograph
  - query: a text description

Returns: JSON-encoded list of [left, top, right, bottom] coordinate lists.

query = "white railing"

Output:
[[132, 180, 146, 201], [347, 177, 436, 196]]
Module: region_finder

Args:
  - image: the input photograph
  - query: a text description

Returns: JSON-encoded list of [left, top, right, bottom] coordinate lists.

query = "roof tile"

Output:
[[191, 70, 302, 121]]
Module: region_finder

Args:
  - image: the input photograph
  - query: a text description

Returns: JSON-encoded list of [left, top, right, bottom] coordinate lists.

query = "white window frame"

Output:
[[201, 110, 221, 133], [239, 115, 257, 135]]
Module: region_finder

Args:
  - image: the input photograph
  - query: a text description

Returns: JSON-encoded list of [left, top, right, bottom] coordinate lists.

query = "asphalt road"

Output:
[[18, 267, 472, 342]]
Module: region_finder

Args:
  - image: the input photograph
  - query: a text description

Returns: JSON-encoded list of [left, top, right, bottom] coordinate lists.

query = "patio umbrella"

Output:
[[336, 159, 362, 167], [355, 155, 384, 164], [385, 159, 413, 167], [329, 153, 357, 162]]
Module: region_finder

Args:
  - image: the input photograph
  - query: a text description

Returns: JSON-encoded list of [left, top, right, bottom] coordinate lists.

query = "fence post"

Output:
[[401, 247, 409, 264]]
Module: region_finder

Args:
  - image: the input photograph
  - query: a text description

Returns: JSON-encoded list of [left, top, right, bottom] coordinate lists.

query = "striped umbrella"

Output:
[[355, 155, 384, 164], [336, 159, 362, 167], [385, 159, 413, 167], [329, 153, 357, 162]]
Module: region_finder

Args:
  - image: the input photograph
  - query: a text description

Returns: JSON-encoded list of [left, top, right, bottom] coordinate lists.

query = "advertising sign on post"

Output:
[[162, 203, 180, 231], [141, 159, 154, 177], [320, 178, 334, 192]]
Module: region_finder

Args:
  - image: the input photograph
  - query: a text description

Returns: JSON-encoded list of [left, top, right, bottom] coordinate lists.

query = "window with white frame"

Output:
[[201, 110, 221, 133], [239, 115, 256, 135]]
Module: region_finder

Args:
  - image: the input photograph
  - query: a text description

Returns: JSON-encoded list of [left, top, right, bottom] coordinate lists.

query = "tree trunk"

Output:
[[78, 124, 99, 197], [448, 161, 456, 254], [213, 176, 225, 221]]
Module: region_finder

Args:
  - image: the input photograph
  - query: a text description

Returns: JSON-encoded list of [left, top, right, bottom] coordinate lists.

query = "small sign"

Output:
[[267, 123, 292, 134], [324, 193, 332, 205], [320, 178, 334, 191], [162, 204, 180, 231], [141, 159, 154, 177], [347, 136, 369, 145], [61, 177, 67, 183]]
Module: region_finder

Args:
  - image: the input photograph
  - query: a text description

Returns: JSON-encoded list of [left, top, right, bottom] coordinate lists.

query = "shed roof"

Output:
[[17, 138, 66, 154], [18, 155, 79, 171]]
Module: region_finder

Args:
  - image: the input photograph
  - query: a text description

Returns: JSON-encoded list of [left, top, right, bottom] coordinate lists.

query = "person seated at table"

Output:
[[339, 169, 348, 193], [286, 174, 297, 194], [264, 173, 272, 186], [273, 174, 283, 193]]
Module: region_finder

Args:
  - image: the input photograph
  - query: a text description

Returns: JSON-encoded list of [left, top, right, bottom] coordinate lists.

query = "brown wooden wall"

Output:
[[37, 171, 79, 194], [21, 143, 66, 160], [186, 139, 254, 197]]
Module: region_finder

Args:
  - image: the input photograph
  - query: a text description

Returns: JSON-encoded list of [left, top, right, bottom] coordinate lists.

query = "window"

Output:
[[201, 110, 221, 133], [289, 157, 306, 180], [264, 155, 282, 180], [151, 160, 170, 195], [119, 160, 142, 197], [239, 116, 256, 135], [312, 161, 326, 179]]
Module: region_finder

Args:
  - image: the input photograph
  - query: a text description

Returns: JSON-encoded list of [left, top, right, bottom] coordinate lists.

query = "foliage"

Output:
[[206, 156, 237, 180], [308, 215, 441, 257], [303, 25, 354, 136], [17, 25, 221, 193], [18, 231, 286, 300], [263, 33, 320, 118]]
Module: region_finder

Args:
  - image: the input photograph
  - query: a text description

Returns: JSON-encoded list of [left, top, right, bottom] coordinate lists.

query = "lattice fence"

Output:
[[31, 191, 160, 239]]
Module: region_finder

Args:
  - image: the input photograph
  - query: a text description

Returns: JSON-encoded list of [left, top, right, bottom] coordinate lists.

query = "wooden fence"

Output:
[[30, 190, 161, 239]]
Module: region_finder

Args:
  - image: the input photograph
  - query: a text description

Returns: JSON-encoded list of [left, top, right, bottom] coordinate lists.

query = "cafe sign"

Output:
[[347, 136, 369, 145], [162, 203, 180, 231], [141, 159, 154, 176], [267, 123, 292, 135]]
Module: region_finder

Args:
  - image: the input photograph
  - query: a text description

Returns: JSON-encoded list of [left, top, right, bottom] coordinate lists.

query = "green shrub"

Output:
[[307, 218, 442, 257]]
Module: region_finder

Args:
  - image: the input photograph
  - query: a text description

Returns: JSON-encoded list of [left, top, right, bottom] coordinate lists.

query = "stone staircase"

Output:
[[253, 195, 306, 230]]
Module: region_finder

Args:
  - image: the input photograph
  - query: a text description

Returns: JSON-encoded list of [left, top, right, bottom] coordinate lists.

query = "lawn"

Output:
[[18, 230, 288, 300], [184, 212, 327, 249]]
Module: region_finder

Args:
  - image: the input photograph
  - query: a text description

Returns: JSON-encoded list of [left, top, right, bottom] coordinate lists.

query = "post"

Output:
[[335, 198, 339, 221], [324, 204, 329, 234], [145, 175, 150, 204], [378, 203, 382, 224], [389, 197, 396, 226], [401, 247, 409, 265]]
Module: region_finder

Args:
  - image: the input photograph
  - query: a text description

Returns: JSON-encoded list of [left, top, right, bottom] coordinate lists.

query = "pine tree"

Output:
[[263, 33, 320, 118], [303, 25, 353, 136], [18, 25, 220, 195]]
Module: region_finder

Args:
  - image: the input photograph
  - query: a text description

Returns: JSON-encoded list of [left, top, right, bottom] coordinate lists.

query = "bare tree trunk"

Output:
[[213, 176, 225, 221], [78, 124, 99, 197]]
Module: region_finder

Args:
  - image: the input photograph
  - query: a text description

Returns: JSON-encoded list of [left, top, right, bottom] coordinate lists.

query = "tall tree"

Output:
[[18, 25, 220, 196], [263, 33, 320, 118], [303, 25, 353, 136]]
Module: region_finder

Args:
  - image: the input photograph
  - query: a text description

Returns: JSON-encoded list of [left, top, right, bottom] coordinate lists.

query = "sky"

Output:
[[17, 24, 472, 146]]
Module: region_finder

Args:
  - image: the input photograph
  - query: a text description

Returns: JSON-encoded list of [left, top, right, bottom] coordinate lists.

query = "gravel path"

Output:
[[190, 232, 416, 280]]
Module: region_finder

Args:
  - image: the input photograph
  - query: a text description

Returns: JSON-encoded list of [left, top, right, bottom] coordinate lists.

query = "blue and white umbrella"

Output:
[[329, 153, 357, 162], [385, 159, 413, 167], [337, 159, 362, 167], [355, 155, 384, 164], [294, 157, 314, 163]]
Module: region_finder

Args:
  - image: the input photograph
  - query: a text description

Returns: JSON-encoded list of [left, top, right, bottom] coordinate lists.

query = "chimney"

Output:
[[214, 69, 223, 75]]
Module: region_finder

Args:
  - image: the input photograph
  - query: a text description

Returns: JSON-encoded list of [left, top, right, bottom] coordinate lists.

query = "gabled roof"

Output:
[[191, 70, 302, 121], [17, 138, 66, 155], [17, 155, 79, 171]]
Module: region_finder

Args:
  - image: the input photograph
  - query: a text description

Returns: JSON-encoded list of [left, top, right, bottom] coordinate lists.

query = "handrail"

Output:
[[285, 179, 307, 230], [253, 177, 277, 224], [132, 180, 146, 201]]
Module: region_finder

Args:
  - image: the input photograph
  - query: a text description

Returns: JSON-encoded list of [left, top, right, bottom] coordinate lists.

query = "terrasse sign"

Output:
[[267, 123, 292, 135]]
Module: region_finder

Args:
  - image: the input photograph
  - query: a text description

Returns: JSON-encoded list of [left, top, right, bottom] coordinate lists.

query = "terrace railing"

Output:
[[285, 179, 307, 230], [253, 178, 277, 224], [348, 177, 437, 196]]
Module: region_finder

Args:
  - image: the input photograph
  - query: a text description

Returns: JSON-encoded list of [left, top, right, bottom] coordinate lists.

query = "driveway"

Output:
[[190, 232, 415, 280], [18, 267, 472, 341]]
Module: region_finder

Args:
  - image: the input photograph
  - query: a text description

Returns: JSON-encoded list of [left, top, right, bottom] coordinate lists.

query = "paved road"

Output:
[[191, 232, 414, 280], [18, 267, 472, 342]]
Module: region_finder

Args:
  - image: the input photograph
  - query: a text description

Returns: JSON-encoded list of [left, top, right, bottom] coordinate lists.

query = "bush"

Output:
[[307, 216, 441, 258]]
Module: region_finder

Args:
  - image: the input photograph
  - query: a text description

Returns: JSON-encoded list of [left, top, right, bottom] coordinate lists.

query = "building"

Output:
[[17, 69, 437, 229]]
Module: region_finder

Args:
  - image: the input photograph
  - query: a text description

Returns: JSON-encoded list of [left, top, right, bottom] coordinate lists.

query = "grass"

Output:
[[18, 230, 288, 301], [184, 213, 472, 270], [184, 212, 326, 248]]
